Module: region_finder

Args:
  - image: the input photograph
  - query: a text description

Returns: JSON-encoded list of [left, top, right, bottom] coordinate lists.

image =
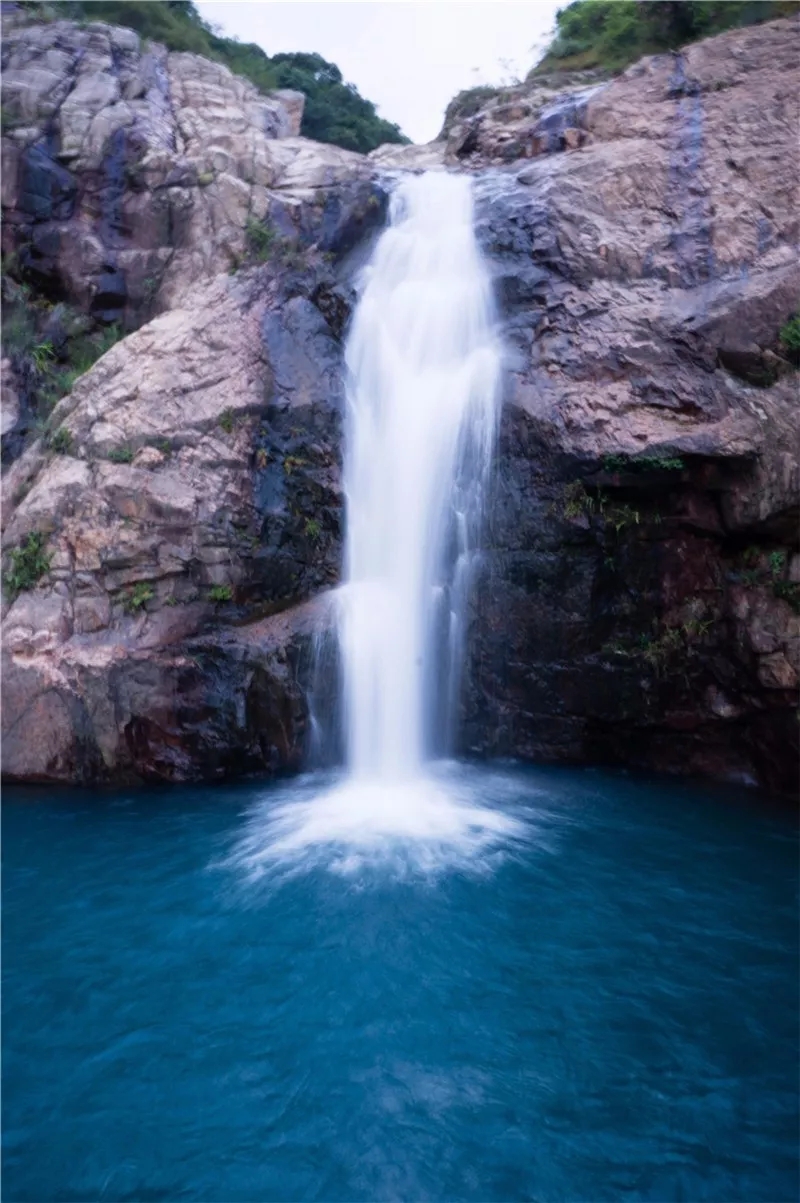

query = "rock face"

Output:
[[2, 11, 798, 793], [1, 14, 310, 312], [462, 18, 800, 795]]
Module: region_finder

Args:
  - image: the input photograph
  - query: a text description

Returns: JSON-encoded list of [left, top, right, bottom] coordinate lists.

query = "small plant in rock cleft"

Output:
[[4, 531, 52, 599], [304, 517, 322, 542], [245, 217, 276, 263], [208, 584, 233, 603], [283, 454, 307, 477], [773, 581, 800, 613], [50, 427, 73, 455], [637, 628, 683, 675], [108, 446, 135, 464], [123, 582, 154, 613], [562, 480, 594, 520], [778, 313, 800, 366], [31, 340, 55, 374], [606, 503, 641, 535]]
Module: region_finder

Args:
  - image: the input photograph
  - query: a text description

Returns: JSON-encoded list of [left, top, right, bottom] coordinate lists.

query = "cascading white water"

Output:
[[246, 171, 524, 873], [341, 171, 501, 781]]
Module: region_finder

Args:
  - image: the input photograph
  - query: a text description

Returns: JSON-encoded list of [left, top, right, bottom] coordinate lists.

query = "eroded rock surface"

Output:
[[2, 12, 798, 792], [0, 9, 370, 455]]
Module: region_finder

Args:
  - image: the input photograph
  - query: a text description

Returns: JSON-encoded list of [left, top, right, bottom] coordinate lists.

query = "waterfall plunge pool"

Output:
[[3, 763, 797, 1202]]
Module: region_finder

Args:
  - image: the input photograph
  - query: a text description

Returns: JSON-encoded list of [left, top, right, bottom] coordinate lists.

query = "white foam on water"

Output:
[[231, 767, 530, 881], [240, 172, 514, 877]]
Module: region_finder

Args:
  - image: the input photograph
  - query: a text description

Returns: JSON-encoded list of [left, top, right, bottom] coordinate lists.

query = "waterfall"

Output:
[[248, 171, 522, 872], [340, 171, 501, 782]]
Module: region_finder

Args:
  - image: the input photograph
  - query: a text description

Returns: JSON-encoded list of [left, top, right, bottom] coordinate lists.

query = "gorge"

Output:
[[1, 8, 798, 795], [2, 9, 799, 1202]]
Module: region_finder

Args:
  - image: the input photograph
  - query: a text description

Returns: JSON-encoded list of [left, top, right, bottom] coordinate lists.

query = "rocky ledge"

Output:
[[2, 12, 798, 793]]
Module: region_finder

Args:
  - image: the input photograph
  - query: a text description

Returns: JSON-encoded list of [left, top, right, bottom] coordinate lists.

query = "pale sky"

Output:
[[196, 2, 561, 144]]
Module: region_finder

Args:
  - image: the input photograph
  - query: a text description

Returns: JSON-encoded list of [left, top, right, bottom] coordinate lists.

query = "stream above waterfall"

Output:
[[4, 765, 797, 1202]]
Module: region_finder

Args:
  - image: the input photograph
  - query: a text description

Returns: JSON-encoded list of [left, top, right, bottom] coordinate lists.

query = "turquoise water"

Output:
[[3, 764, 798, 1202]]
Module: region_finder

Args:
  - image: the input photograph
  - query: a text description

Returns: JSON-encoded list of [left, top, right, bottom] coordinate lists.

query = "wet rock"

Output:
[[0, 13, 320, 339], [1, 259, 345, 783], [1, 11, 798, 793]]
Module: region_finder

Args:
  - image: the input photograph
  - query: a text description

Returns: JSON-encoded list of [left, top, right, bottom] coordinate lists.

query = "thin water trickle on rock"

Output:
[[254, 172, 516, 869]]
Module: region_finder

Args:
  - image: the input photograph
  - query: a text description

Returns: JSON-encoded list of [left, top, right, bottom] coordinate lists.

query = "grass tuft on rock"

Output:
[[779, 313, 800, 366], [50, 427, 73, 455], [123, 582, 154, 612], [4, 531, 52, 599], [208, 584, 233, 603]]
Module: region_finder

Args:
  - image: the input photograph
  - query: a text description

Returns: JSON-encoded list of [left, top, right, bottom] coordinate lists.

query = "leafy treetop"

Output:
[[532, 0, 799, 76]]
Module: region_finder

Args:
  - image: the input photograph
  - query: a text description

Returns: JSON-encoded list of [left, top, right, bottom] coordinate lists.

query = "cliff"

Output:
[[2, 11, 798, 792]]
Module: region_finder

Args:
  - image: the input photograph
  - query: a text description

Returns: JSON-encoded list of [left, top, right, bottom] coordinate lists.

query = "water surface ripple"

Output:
[[3, 765, 798, 1202]]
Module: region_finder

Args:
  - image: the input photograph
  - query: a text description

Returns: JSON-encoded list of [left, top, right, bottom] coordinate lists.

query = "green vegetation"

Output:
[[562, 480, 594, 519], [107, 446, 135, 463], [778, 313, 800, 366], [636, 627, 685, 673], [19, 1, 406, 153], [245, 217, 276, 263], [602, 453, 685, 473], [283, 455, 307, 477], [66, 323, 122, 370], [219, 409, 235, 435], [769, 549, 800, 612], [0, 103, 21, 131], [207, 584, 233, 603], [31, 340, 55, 374], [241, 218, 308, 271], [603, 607, 715, 674], [730, 545, 799, 611], [50, 427, 73, 455], [1, 300, 37, 359], [268, 52, 406, 153], [123, 582, 154, 612], [45, 322, 123, 403], [605, 502, 641, 535], [443, 85, 508, 132], [533, 1, 799, 77], [4, 531, 52, 599], [304, 517, 322, 542], [773, 581, 800, 612], [561, 482, 643, 534], [1, 271, 124, 424]]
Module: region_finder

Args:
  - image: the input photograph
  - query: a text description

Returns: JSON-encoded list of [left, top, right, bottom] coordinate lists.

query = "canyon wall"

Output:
[[2, 11, 798, 792]]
